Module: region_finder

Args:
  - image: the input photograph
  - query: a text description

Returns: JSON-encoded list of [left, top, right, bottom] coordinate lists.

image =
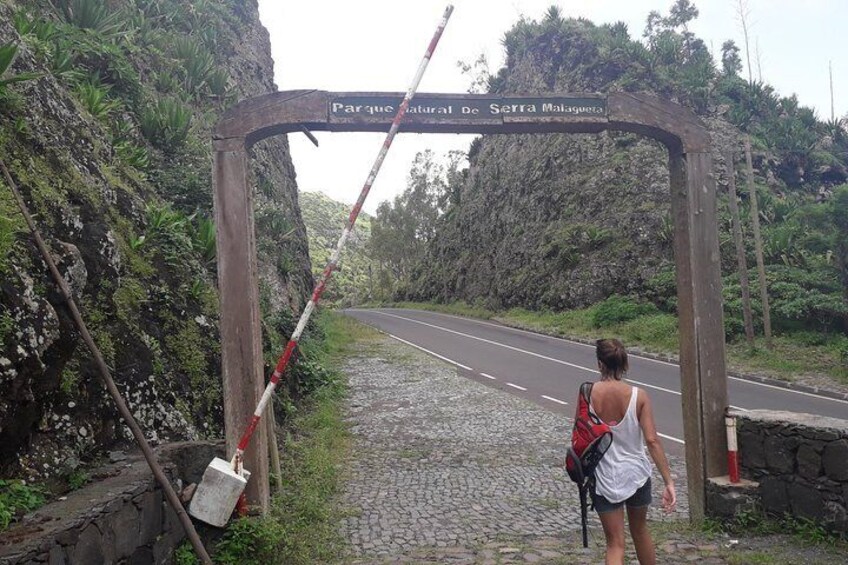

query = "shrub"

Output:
[[49, 39, 79, 80], [0, 480, 46, 531], [53, 0, 126, 36], [190, 217, 216, 263], [114, 140, 150, 170], [212, 517, 282, 565], [591, 295, 659, 328], [206, 68, 228, 97]]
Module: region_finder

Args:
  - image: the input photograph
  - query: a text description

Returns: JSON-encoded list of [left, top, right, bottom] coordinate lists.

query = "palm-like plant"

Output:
[[52, 0, 125, 36]]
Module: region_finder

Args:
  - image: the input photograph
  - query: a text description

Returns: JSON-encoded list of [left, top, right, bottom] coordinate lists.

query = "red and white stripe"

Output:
[[726, 415, 740, 483], [231, 5, 455, 469]]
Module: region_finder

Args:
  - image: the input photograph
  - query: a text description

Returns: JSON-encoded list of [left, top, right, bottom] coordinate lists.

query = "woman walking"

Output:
[[585, 338, 676, 565]]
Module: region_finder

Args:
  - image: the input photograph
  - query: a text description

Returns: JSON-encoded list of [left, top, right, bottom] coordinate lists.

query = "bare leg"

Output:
[[626, 505, 656, 565], [598, 508, 626, 565]]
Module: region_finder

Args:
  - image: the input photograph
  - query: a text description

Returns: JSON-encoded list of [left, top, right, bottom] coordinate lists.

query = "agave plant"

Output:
[[171, 36, 213, 95], [206, 68, 228, 97], [75, 75, 120, 119], [0, 42, 42, 97], [12, 10, 36, 36], [191, 217, 216, 262], [139, 96, 191, 152]]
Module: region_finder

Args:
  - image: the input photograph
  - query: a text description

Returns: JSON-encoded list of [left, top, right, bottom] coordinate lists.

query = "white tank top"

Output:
[[591, 386, 653, 503]]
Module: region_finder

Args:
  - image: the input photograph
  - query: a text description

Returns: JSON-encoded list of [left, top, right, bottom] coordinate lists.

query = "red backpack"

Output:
[[565, 382, 613, 547]]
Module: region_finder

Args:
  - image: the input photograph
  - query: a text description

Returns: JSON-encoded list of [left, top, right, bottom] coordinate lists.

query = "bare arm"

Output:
[[637, 389, 673, 487]]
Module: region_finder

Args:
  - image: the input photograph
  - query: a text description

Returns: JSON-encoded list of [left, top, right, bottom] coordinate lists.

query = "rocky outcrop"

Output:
[[0, 0, 312, 482], [404, 19, 747, 312]]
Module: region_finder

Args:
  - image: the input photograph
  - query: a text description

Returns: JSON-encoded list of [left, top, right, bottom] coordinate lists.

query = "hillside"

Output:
[[397, 6, 847, 344], [0, 0, 313, 482], [299, 190, 372, 305]]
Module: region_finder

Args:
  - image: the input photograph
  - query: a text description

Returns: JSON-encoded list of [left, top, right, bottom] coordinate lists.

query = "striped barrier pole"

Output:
[[232, 4, 455, 473]]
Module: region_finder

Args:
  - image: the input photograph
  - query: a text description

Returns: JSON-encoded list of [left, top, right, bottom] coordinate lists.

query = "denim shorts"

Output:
[[591, 478, 652, 514]]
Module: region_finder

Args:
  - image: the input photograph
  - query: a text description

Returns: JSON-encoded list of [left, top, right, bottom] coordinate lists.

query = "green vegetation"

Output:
[[299, 191, 373, 306], [369, 2, 848, 391], [177, 312, 377, 564], [0, 183, 23, 274], [0, 41, 42, 97], [65, 470, 89, 491], [139, 97, 192, 152], [0, 480, 45, 531], [0, 0, 273, 484], [702, 509, 847, 547], [369, 150, 465, 301]]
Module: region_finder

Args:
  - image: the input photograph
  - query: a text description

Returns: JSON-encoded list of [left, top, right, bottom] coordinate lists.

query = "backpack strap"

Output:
[[580, 382, 594, 404]]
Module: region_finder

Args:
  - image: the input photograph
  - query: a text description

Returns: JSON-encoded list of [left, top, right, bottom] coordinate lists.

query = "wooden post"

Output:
[[726, 153, 755, 347], [669, 149, 729, 522], [744, 136, 773, 349], [212, 140, 270, 512]]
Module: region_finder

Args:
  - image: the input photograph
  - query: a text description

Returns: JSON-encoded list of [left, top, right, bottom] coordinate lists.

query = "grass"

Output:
[[195, 310, 379, 565], [374, 301, 848, 389], [652, 517, 846, 565], [378, 300, 497, 320]]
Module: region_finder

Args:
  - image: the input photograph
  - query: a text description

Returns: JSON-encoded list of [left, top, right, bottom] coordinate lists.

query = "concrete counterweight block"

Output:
[[189, 457, 251, 528]]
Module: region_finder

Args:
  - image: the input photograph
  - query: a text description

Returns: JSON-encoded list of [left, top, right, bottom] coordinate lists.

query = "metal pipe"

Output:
[[0, 160, 213, 565]]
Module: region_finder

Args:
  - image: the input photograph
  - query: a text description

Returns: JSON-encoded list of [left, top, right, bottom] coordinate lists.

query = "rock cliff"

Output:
[[0, 0, 312, 482], [405, 16, 749, 311]]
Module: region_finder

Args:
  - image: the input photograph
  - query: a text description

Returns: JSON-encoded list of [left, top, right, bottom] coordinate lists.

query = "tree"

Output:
[[370, 150, 457, 294], [457, 54, 491, 95], [721, 40, 742, 76], [745, 136, 773, 348], [725, 153, 755, 346], [830, 185, 848, 329], [736, 0, 754, 85]]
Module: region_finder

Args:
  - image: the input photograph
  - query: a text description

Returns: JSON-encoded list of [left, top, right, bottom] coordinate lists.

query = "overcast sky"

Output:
[[257, 0, 847, 213]]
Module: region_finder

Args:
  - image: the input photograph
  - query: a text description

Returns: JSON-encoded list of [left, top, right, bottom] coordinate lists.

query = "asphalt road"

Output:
[[345, 308, 848, 457]]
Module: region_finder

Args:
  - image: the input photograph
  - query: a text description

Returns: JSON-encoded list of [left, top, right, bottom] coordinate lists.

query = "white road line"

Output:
[[388, 334, 472, 371], [658, 432, 685, 445], [376, 309, 848, 404], [541, 395, 568, 405], [387, 320, 689, 443], [727, 375, 848, 405], [374, 311, 598, 374], [729, 405, 750, 412], [480, 372, 497, 380], [398, 309, 679, 367], [375, 311, 759, 409], [626, 378, 681, 396]]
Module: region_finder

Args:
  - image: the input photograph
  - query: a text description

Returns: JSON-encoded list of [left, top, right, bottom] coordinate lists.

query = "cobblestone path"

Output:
[[338, 335, 690, 561]]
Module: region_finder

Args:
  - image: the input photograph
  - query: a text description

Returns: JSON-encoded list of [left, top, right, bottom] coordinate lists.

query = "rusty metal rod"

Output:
[[0, 159, 213, 565]]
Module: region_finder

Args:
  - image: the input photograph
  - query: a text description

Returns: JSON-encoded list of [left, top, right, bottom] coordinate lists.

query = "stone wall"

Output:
[[0, 442, 221, 564], [735, 409, 848, 533]]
